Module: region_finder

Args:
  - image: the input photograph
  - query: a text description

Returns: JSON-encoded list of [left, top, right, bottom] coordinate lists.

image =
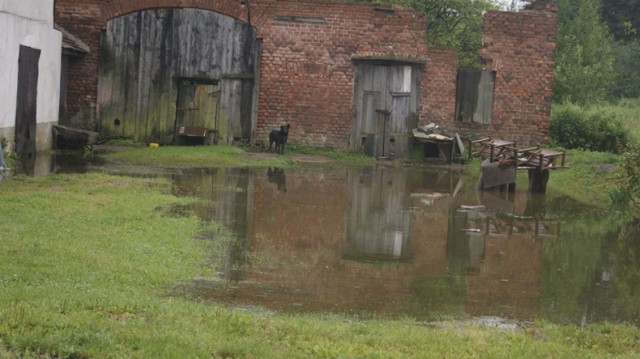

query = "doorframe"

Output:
[[351, 58, 424, 157], [174, 77, 220, 145]]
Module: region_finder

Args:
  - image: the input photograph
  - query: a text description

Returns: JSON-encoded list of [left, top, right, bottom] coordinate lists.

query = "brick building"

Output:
[[55, 0, 556, 156]]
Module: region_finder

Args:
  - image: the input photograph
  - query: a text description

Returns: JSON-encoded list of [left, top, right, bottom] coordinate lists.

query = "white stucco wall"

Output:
[[0, 0, 61, 151]]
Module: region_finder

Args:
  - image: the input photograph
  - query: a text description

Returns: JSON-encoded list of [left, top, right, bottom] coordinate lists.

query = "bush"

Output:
[[615, 146, 640, 217], [549, 103, 629, 153]]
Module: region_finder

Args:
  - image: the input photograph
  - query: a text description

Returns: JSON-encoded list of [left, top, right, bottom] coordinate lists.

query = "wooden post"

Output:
[[528, 168, 550, 193]]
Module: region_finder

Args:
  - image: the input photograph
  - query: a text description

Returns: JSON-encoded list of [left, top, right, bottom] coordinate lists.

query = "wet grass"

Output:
[[545, 149, 621, 206], [99, 144, 294, 168], [1, 171, 639, 357]]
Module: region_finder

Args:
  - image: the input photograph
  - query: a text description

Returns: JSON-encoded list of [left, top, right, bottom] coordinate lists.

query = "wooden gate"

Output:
[[353, 62, 421, 158], [15, 45, 40, 172]]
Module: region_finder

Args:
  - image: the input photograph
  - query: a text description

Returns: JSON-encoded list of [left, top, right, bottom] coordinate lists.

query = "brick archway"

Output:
[[100, 0, 249, 23]]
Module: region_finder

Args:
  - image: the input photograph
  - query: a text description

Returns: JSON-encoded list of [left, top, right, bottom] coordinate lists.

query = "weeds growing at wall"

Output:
[[0, 137, 16, 168]]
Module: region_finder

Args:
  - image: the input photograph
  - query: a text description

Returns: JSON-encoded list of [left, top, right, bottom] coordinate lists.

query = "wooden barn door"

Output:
[[15, 45, 40, 172], [175, 80, 220, 144], [98, 8, 258, 145]]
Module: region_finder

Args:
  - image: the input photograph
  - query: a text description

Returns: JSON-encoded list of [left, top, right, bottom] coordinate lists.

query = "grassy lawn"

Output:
[[97, 142, 374, 169], [1, 147, 638, 357]]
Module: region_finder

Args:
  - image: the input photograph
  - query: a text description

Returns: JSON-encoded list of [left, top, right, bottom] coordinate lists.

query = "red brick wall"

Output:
[[253, 1, 429, 149], [421, 47, 459, 126], [471, 4, 557, 146], [55, 1, 105, 125], [55, 0, 556, 149]]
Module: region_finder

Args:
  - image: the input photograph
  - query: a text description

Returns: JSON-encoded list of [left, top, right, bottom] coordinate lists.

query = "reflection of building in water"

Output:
[[183, 166, 462, 318], [173, 166, 558, 321], [449, 191, 559, 321]]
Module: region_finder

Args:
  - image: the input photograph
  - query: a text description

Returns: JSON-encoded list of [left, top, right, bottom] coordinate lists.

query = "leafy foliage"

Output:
[[549, 103, 628, 153], [615, 146, 640, 216], [611, 40, 640, 98], [602, 0, 640, 42], [553, 0, 614, 104], [0, 137, 16, 168]]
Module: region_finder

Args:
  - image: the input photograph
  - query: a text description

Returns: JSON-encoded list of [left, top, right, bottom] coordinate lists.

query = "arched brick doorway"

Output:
[[97, 7, 258, 144]]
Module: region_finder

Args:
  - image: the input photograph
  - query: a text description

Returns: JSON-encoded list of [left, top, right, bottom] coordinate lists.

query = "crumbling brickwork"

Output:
[[473, 4, 557, 145], [55, 0, 556, 150]]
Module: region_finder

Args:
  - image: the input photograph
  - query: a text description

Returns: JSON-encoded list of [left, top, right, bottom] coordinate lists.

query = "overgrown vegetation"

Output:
[[549, 103, 629, 153], [0, 138, 16, 168], [545, 149, 620, 206], [614, 146, 640, 216]]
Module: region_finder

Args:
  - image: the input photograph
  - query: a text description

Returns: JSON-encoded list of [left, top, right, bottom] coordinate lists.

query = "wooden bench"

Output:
[[175, 126, 215, 145], [519, 148, 566, 170], [471, 138, 517, 163]]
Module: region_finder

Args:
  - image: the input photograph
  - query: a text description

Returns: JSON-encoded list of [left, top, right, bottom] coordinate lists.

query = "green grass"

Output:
[[100, 145, 293, 168], [1, 171, 639, 357], [546, 149, 620, 206], [98, 143, 375, 170]]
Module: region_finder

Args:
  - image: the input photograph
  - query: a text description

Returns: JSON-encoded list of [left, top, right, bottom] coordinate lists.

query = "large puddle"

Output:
[[9, 153, 640, 325]]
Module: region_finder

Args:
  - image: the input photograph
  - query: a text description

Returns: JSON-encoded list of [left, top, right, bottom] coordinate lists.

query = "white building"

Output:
[[0, 0, 61, 157]]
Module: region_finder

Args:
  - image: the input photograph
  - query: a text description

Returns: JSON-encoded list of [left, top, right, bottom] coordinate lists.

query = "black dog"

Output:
[[269, 123, 290, 154]]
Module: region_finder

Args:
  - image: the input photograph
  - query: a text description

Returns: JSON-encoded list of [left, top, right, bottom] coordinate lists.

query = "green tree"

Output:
[[611, 40, 640, 98], [602, 0, 640, 42], [553, 0, 614, 104]]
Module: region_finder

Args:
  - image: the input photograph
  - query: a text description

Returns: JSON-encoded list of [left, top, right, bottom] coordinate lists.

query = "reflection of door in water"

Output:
[[345, 167, 413, 261], [15, 45, 40, 173], [175, 80, 219, 144]]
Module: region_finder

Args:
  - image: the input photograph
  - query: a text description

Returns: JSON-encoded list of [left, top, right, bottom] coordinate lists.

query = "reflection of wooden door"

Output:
[[353, 63, 419, 157], [346, 167, 413, 261], [175, 80, 219, 144], [15, 46, 40, 172]]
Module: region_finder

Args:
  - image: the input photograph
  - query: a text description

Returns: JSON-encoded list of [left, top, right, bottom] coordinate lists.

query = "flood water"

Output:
[[11, 153, 640, 326]]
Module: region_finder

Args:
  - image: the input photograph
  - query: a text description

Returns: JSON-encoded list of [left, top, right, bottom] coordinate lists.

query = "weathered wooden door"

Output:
[[15, 45, 40, 171], [353, 62, 420, 158], [175, 80, 220, 144], [455, 69, 495, 124]]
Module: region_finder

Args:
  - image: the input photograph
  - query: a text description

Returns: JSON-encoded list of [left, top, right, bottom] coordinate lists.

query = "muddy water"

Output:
[[169, 166, 639, 326], [11, 154, 638, 325]]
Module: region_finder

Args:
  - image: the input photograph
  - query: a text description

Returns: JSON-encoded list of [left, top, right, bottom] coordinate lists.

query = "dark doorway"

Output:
[[174, 79, 220, 145], [15, 45, 41, 173]]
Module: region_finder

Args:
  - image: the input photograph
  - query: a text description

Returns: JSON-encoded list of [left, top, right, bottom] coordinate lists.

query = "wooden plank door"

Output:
[[353, 63, 419, 157], [15, 45, 40, 172], [175, 80, 219, 144]]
